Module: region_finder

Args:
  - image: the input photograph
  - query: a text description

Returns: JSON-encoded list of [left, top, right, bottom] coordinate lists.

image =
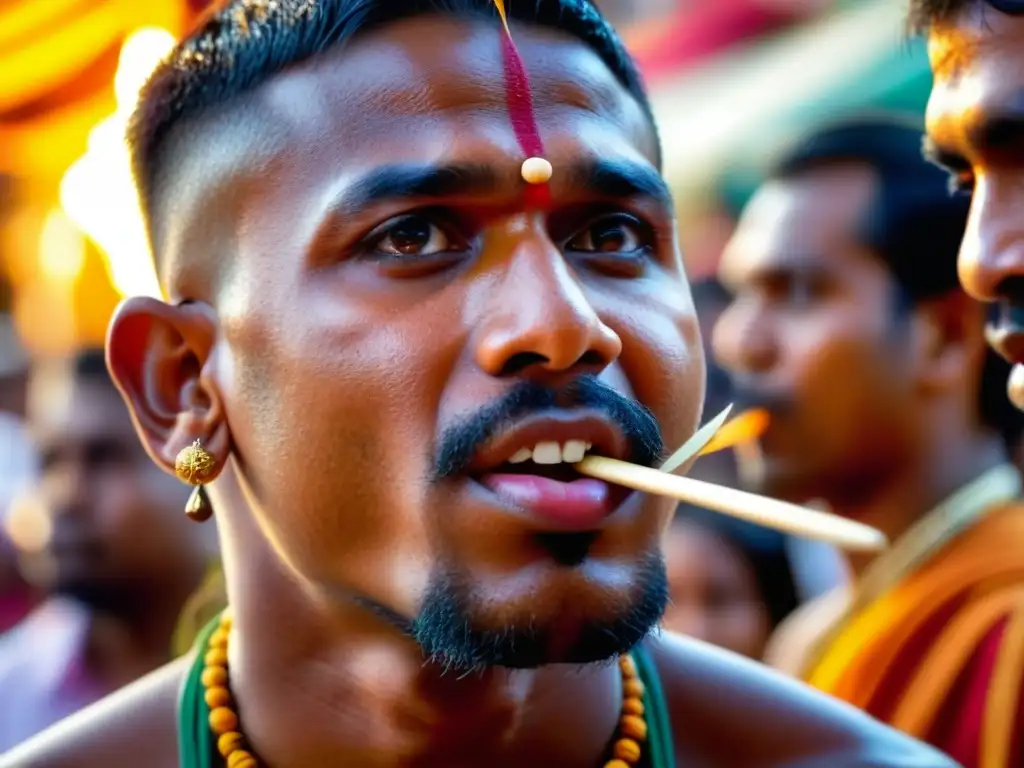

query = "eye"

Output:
[[565, 213, 651, 256], [365, 214, 464, 259], [786, 276, 814, 307], [765, 272, 821, 309]]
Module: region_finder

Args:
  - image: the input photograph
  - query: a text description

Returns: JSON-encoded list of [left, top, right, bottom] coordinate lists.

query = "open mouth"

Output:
[[985, 303, 1024, 366], [468, 417, 634, 530], [985, 324, 1024, 366], [485, 439, 594, 482]]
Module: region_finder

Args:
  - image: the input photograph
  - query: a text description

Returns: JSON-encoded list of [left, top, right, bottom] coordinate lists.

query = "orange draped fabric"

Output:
[[0, 0, 208, 179], [806, 503, 1024, 768]]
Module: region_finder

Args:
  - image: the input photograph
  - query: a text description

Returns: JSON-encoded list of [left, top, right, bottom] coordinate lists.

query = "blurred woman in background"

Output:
[[663, 503, 800, 660]]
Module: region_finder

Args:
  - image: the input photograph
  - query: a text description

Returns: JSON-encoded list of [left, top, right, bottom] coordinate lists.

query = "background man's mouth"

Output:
[[986, 323, 1024, 365]]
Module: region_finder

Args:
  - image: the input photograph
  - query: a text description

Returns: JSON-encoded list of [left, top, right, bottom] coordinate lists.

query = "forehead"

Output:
[[926, 6, 1024, 141], [719, 165, 877, 285], [157, 16, 655, 261]]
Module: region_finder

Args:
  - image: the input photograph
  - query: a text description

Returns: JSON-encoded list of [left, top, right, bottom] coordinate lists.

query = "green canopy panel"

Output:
[[718, 42, 933, 213], [649, 0, 934, 215]]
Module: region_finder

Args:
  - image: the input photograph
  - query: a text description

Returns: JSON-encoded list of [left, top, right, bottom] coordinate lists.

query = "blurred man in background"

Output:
[[670, 274, 842, 652], [913, 0, 1024, 413], [0, 316, 38, 633], [0, 349, 211, 752], [714, 116, 1024, 766]]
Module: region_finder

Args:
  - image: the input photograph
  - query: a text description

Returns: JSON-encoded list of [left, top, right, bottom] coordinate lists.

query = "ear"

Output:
[[911, 291, 986, 395], [106, 297, 230, 480]]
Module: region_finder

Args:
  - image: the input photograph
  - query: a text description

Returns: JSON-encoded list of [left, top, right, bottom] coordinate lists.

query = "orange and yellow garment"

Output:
[[800, 464, 1024, 768]]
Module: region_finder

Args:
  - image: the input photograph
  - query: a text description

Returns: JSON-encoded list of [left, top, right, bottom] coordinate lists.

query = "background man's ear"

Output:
[[106, 296, 230, 478], [912, 290, 986, 395]]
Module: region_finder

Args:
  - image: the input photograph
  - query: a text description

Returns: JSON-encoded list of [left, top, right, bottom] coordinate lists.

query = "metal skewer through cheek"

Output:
[[574, 456, 888, 552]]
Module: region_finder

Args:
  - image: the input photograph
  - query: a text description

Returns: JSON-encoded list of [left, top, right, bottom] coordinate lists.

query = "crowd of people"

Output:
[[0, 0, 1022, 766]]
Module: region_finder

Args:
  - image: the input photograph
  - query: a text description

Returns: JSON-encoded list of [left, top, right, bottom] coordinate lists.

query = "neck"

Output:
[[219, 527, 620, 768], [832, 431, 1006, 579]]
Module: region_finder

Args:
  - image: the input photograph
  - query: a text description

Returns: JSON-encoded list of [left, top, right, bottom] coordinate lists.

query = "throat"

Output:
[[231, 638, 541, 766]]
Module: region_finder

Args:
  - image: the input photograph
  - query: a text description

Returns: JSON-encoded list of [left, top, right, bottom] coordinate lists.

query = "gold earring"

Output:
[[175, 439, 216, 523]]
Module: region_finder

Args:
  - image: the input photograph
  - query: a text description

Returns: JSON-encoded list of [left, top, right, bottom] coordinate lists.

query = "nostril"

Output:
[[499, 352, 549, 377], [497, 350, 607, 377]]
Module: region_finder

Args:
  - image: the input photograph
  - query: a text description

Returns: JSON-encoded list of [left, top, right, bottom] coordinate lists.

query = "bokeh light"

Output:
[[59, 27, 176, 301]]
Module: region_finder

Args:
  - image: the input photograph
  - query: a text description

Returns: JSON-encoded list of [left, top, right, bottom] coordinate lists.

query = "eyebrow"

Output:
[[721, 256, 830, 291], [335, 163, 499, 216], [328, 158, 673, 217], [563, 158, 674, 207]]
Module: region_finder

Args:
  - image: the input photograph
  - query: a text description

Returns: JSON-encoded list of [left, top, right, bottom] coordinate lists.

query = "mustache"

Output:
[[432, 375, 665, 482]]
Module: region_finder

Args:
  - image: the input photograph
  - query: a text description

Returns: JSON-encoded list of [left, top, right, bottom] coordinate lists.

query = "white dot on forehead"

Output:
[[521, 156, 552, 184]]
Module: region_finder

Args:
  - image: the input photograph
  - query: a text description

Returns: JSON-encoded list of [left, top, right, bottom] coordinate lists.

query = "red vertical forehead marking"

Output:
[[493, 0, 551, 208]]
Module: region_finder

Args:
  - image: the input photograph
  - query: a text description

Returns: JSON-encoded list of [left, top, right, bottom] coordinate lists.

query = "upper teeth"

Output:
[[509, 440, 593, 465]]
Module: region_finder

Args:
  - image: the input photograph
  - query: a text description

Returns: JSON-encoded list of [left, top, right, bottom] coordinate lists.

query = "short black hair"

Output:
[[673, 504, 800, 631], [770, 115, 1024, 446], [908, 0, 1023, 32], [129, 0, 655, 260]]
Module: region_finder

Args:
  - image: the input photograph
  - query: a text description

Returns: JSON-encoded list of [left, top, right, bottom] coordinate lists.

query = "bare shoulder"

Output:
[[762, 586, 851, 676], [645, 632, 956, 767], [0, 655, 190, 768]]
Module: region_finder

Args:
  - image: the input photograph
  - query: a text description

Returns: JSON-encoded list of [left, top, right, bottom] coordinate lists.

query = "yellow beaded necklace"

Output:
[[201, 614, 649, 767]]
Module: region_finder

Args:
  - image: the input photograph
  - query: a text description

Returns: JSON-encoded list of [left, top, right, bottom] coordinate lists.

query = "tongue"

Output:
[[480, 473, 612, 528]]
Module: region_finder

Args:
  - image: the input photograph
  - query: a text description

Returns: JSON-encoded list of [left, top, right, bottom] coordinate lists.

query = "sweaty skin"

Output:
[[925, 5, 1024, 396], [925, 6, 1024, 302], [2, 18, 953, 768]]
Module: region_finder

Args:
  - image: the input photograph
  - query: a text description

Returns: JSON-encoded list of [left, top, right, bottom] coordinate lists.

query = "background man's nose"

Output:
[[712, 300, 778, 378]]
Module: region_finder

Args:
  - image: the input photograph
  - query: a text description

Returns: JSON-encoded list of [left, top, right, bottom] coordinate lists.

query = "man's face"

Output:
[[26, 373, 193, 610], [128, 17, 701, 670], [713, 165, 917, 505], [925, 4, 1024, 402]]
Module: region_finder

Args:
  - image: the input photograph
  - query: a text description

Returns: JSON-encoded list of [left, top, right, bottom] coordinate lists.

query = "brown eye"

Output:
[[567, 214, 649, 255], [372, 215, 456, 257]]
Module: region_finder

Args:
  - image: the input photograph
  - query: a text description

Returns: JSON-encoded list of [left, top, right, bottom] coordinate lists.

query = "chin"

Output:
[[410, 550, 668, 672]]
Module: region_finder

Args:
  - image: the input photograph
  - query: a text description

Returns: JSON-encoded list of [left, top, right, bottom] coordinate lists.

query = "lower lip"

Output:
[[478, 473, 620, 529]]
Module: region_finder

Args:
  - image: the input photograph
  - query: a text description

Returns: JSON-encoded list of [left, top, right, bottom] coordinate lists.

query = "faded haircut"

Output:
[[128, 0, 656, 269]]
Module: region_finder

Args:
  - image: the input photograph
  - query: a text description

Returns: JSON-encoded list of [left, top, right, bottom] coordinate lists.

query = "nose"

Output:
[[474, 228, 622, 380], [958, 177, 1024, 304], [711, 297, 777, 377]]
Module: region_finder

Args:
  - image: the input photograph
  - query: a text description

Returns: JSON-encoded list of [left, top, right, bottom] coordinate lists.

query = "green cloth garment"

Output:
[[633, 642, 675, 768], [178, 617, 219, 768], [178, 617, 674, 767]]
